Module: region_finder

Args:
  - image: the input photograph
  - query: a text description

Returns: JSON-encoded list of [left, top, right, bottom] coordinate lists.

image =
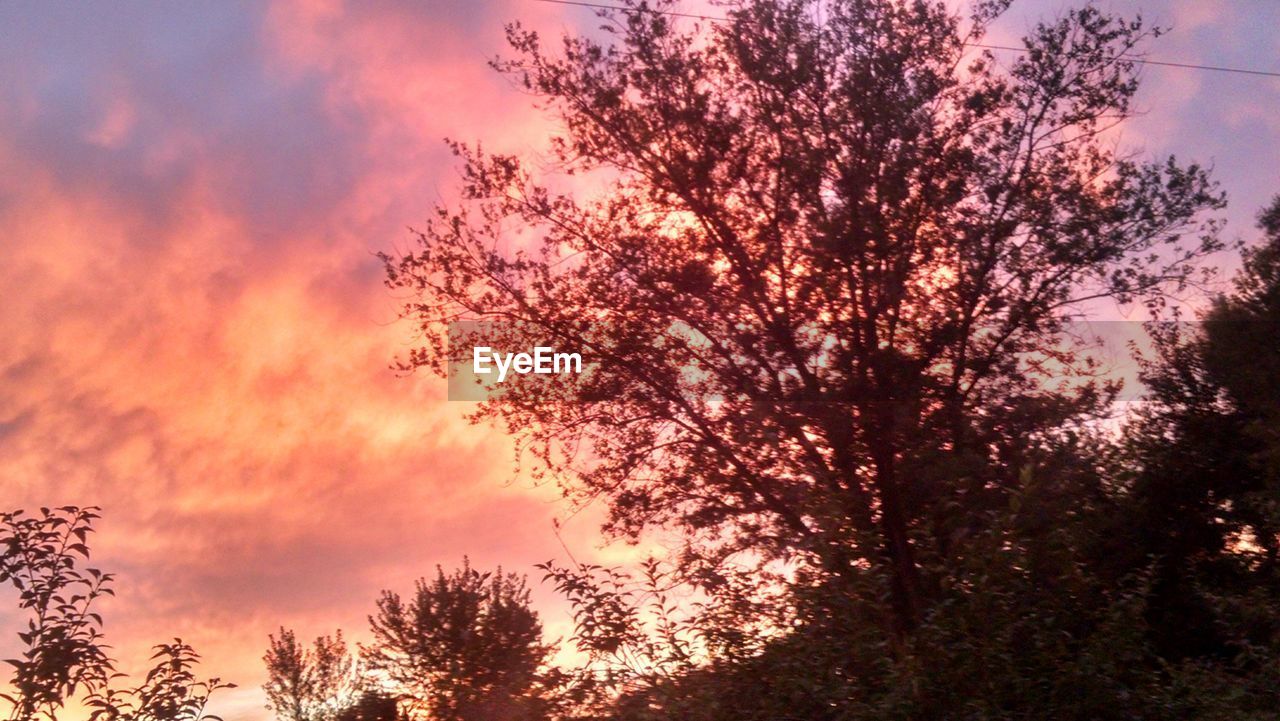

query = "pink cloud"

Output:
[[0, 1, 604, 717]]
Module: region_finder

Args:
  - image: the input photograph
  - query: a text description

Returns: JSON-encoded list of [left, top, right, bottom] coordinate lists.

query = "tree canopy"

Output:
[[382, 0, 1226, 642], [366, 561, 556, 721], [263, 630, 358, 721], [0, 507, 230, 721]]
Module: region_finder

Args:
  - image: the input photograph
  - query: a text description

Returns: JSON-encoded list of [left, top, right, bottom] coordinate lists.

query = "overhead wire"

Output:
[[533, 0, 1280, 79]]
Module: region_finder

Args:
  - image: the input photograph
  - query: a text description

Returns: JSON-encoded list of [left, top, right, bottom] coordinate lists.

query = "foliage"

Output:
[[381, 0, 1226, 644], [364, 560, 556, 721], [0, 507, 230, 721], [85, 643, 232, 721], [264, 629, 359, 721], [333, 691, 404, 721], [0, 507, 115, 721], [546, 430, 1278, 719], [1080, 194, 1280, 716], [372, 0, 1280, 717]]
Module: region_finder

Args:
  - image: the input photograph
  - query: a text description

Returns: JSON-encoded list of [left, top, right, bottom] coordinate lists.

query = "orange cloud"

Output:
[[0, 1, 602, 717]]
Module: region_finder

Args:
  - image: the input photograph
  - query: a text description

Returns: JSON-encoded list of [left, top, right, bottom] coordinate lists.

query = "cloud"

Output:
[[0, 0, 588, 716]]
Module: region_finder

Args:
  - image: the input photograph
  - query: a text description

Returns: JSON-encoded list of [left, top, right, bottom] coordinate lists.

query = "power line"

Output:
[[533, 0, 1280, 80], [968, 42, 1280, 79], [535, 0, 731, 22]]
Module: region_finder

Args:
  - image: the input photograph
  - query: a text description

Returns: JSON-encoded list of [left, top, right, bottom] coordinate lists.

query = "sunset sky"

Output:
[[0, 1, 1277, 718]]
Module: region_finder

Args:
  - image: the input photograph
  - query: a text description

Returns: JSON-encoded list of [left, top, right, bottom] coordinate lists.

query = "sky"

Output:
[[0, 1, 1276, 719]]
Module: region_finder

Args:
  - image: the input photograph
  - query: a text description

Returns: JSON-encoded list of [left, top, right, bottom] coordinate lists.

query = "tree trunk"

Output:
[[871, 435, 922, 638]]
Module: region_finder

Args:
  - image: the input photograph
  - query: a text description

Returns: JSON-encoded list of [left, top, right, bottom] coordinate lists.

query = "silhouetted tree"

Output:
[[365, 560, 555, 721], [334, 691, 404, 721], [0, 507, 114, 720], [0, 506, 230, 721], [85, 642, 231, 721], [1088, 195, 1280, 708], [264, 629, 358, 721], [382, 0, 1226, 644]]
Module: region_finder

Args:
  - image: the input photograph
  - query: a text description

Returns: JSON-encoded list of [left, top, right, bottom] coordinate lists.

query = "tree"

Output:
[[84, 642, 231, 721], [264, 629, 358, 721], [0, 507, 114, 721], [334, 691, 404, 721], [1093, 194, 1280, 695], [382, 0, 1225, 641], [364, 561, 555, 721], [0, 506, 230, 721]]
